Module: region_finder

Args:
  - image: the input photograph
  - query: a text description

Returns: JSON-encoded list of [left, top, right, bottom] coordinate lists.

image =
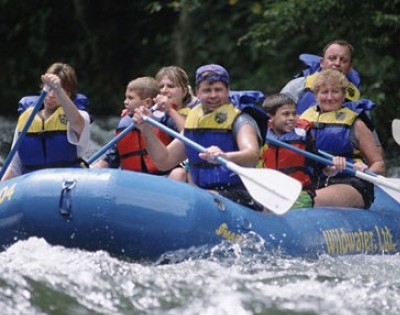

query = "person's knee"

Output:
[[168, 167, 188, 182]]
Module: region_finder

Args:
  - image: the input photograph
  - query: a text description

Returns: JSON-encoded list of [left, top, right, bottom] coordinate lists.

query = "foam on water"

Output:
[[1, 237, 400, 315]]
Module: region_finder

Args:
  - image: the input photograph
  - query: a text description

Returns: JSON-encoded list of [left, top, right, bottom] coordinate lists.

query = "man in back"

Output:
[[281, 39, 360, 114]]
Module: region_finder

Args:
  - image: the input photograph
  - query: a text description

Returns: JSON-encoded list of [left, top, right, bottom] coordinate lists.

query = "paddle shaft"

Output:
[[267, 136, 339, 168], [143, 116, 226, 165], [266, 136, 400, 193], [86, 123, 136, 165], [143, 116, 296, 199], [0, 87, 49, 180], [143, 115, 303, 214], [85, 105, 160, 166], [317, 149, 377, 177]]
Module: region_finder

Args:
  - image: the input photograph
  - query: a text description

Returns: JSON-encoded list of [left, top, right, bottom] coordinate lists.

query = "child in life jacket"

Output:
[[259, 93, 318, 209], [92, 77, 176, 174]]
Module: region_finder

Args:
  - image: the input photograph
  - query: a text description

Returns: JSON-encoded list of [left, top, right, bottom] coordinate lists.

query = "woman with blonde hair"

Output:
[[154, 66, 199, 182], [300, 69, 385, 208]]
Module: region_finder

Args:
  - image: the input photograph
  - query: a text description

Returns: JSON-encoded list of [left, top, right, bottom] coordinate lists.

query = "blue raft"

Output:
[[0, 168, 399, 261]]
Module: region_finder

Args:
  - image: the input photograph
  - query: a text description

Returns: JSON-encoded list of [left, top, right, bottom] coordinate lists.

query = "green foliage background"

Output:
[[1, 0, 399, 147]]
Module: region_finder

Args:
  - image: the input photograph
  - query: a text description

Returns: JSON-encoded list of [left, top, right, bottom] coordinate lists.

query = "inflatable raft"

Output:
[[1, 168, 399, 261]]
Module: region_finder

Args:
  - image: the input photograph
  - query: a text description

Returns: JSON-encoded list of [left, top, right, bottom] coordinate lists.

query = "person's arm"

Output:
[[155, 94, 186, 132], [133, 106, 186, 170], [225, 123, 259, 166], [1, 166, 17, 182], [41, 74, 85, 138], [91, 159, 110, 169], [165, 108, 186, 132], [199, 116, 260, 167], [92, 144, 120, 169], [67, 110, 90, 157], [322, 156, 347, 177], [354, 119, 385, 175]]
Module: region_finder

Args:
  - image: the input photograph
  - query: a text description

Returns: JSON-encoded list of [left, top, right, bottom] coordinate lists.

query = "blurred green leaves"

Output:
[[0, 0, 399, 147]]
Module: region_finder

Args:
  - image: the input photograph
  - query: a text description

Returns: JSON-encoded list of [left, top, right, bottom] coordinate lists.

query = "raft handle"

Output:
[[59, 179, 77, 220]]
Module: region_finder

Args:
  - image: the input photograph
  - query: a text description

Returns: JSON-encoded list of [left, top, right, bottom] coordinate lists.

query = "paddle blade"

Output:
[[373, 177, 400, 202], [392, 119, 400, 145], [227, 163, 302, 215], [355, 171, 400, 203]]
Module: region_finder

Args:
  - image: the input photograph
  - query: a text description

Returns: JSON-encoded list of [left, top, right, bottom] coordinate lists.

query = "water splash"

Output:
[[2, 237, 400, 315]]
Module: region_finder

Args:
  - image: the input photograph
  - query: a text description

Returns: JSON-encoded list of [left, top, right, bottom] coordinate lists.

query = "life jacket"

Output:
[[176, 96, 201, 117], [229, 90, 268, 143], [296, 54, 361, 88], [16, 106, 80, 173], [18, 93, 92, 122], [294, 54, 362, 115], [180, 90, 268, 140], [261, 121, 313, 189], [116, 111, 173, 173], [297, 72, 361, 115], [184, 103, 242, 189], [343, 99, 376, 132], [300, 105, 363, 167]]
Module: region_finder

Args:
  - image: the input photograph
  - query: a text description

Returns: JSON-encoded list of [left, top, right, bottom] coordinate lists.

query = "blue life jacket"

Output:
[[300, 105, 364, 167], [16, 93, 91, 173], [229, 90, 268, 143], [295, 54, 363, 115], [343, 99, 376, 132], [17, 106, 81, 173], [295, 54, 361, 89], [18, 93, 92, 122], [184, 103, 242, 189]]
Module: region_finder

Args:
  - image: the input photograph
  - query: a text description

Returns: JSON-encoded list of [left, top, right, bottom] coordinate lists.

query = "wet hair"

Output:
[[45, 63, 78, 97], [312, 69, 349, 95], [262, 93, 295, 116], [322, 39, 354, 62], [127, 77, 159, 100], [155, 66, 192, 104]]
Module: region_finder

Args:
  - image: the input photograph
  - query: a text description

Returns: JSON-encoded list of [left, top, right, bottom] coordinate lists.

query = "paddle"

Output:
[[84, 123, 136, 166], [392, 119, 400, 145], [266, 136, 400, 202], [0, 86, 49, 180], [317, 150, 377, 177], [143, 115, 302, 215]]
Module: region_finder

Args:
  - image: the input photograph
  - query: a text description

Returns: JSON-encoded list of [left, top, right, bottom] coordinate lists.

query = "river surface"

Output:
[[1, 115, 400, 315]]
